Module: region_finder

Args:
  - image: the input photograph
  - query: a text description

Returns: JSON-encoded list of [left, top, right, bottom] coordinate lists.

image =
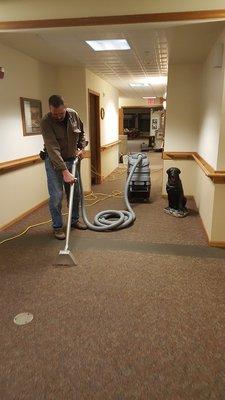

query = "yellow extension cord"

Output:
[[0, 166, 162, 246]]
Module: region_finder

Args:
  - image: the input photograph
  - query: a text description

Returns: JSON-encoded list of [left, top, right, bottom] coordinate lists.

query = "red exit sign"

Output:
[[147, 98, 156, 105]]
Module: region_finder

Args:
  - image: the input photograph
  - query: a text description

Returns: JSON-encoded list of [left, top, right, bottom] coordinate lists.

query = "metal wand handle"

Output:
[[65, 157, 79, 251]]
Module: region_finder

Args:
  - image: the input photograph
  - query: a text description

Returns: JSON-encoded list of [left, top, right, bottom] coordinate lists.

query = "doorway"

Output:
[[88, 90, 101, 184], [120, 106, 165, 153]]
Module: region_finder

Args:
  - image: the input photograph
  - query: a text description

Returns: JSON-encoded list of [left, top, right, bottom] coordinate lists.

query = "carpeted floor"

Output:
[[1, 152, 225, 400]]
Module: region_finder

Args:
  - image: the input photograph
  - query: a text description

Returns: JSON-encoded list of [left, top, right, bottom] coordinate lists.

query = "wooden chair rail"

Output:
[[0, 153, 92, 174], [163, 151, 225, 183], [0, 155, 42, 174], [0, 144, 119, 174], [100, 140, 121, 151]]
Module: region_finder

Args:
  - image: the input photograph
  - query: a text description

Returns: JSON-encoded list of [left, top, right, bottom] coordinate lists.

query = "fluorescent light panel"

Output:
[[142, 96, 156, 99], [86, 39, 130, 51], [130, 83, 149, 88]]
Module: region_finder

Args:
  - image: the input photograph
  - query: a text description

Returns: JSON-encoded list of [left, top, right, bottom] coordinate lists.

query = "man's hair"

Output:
[[48, 95, 64, 108]]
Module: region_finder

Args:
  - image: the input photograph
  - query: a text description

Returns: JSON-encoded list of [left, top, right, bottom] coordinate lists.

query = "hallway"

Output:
[[1, 154, 225, 399]]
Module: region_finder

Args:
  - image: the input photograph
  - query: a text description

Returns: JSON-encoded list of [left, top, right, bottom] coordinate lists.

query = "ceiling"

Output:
[[0, 20, 224, 98]]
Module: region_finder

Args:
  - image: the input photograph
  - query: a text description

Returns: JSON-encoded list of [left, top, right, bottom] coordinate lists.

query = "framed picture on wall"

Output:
[[20, 97, 42, 136]]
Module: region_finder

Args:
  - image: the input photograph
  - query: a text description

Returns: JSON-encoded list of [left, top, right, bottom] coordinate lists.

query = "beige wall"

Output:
[[194, 166, 215, 239], [56, 65, 91, 192], [56, 66, 87, 132], [0, 42, 56, 163], [216, 31, 225, 171], [212, 184, 225, 242], [57, 66, 119, 146], [198, 39, 225, 169], [101, 146, 119, 180], [0, 163, 48, 228], [164, 63, 202, 152], [86, 69, 119, 146], [1, 0, 225, 21], [0, 42, 56, 228], [86, 69, 119, 178], [217, 84, 225, 170], [119, 98, 148, 108], [196, 31, 225, 242]]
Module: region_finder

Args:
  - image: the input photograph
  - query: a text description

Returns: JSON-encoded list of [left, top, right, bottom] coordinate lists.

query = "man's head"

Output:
[[49, 95, 66, 121]]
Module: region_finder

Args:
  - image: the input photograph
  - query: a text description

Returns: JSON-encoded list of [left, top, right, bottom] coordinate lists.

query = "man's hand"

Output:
[[75, 149, 85, 159], [62, 169, 76, 185]]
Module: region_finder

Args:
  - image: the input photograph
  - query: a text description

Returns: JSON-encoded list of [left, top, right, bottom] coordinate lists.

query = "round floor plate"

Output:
[[14, 312, 33, 326]]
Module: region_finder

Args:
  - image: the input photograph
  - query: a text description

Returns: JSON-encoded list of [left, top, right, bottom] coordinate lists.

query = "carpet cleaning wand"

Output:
[[54, 157, 79, 267]]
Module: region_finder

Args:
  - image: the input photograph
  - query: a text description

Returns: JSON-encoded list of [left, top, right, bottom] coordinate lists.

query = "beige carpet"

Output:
[[1, 153, 225, 400]]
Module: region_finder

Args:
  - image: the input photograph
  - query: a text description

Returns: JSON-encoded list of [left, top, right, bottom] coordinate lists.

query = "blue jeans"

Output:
[[45, 157, 80, 229]]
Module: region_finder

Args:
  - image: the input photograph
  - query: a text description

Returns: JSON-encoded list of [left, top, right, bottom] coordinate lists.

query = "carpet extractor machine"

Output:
[[127, 153, 151, 203], [55, 153, 151, 266]]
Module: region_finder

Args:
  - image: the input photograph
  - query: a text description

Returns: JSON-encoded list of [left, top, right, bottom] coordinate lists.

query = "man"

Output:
[[41, 95, 87, 240]]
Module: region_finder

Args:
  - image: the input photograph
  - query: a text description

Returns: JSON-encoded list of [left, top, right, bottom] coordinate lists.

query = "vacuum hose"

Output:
[[78, 153, 143, 231]]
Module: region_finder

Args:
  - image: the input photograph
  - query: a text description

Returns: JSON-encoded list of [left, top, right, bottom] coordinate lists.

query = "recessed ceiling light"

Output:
[[85, 39, 131, 51], [130, 83, 150, 88], [142, 96, 157, 99]]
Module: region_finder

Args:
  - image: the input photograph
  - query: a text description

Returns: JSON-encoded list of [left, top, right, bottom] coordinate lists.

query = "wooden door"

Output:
[[88, 90, 101, 184], [119, 107, 124, 135]]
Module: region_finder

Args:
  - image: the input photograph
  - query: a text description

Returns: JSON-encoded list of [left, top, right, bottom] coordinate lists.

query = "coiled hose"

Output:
[[79, 153, 144, 231]]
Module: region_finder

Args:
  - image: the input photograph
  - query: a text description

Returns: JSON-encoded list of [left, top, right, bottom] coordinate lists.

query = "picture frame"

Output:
[[20, 97, 42, 136]]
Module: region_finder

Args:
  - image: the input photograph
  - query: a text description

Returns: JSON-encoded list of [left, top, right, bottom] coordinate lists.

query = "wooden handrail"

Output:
[[192, 153, 215, 176], [100, 140, 121, 151], [163, 151, 225, 183], [163, 151, 193, 160], [2, 150, 225, 182], [0, 155, 42, 174], [0, 151, 92, 174]]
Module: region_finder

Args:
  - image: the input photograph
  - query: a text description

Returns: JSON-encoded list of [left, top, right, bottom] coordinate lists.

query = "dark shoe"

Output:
[[71, 220, 87, 230], [54, 227, 66, 240]]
